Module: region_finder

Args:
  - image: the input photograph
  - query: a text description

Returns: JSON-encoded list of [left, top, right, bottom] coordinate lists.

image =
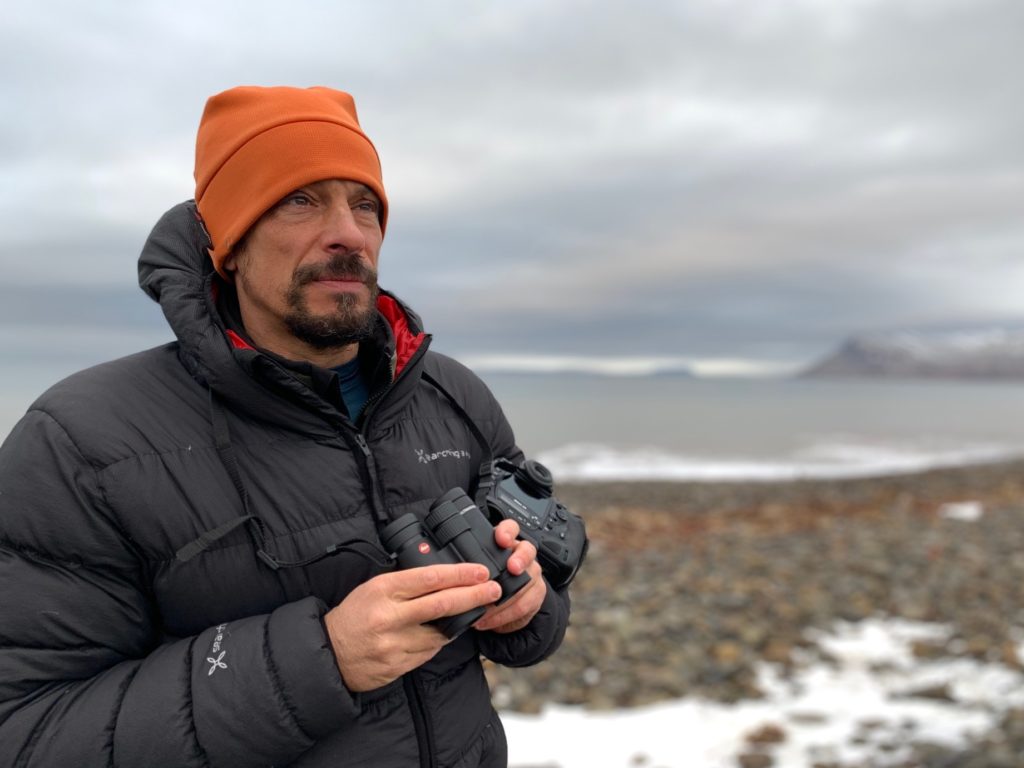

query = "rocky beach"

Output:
[[486, 460, 1024, 767]]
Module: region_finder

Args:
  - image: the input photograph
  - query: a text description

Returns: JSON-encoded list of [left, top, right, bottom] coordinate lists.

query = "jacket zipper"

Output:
[[348, 343, 438, 768], [221, 304, 442, 766], [352, 336, 432, 531], [350, 432, 389, 530], [358, 335, 432, 431], [403, 674, 438, 768]]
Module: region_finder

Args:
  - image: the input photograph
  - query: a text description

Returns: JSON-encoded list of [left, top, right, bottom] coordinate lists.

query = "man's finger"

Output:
[[505, 539, 537, 575], [493, 519, 520, 549], [474, 563, 545, 631], [475, 581, 538, 626], [474, 594, 539, 632], [402, 580, 502, 627], [384, 563, 490, 600], [400, 624, 454, 655]]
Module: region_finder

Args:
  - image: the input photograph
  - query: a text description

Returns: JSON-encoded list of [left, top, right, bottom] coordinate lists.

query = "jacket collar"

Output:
[[138, 200, 430, 433]]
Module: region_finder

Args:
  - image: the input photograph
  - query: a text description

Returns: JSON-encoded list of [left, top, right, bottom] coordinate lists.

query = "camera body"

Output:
[[479, 458, 588, 590], [380, 488, 531, 639]]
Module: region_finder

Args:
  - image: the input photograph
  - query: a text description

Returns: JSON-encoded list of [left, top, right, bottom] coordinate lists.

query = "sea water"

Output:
[[478, 372, 1024, 481], [4, 334, 1023, 482]]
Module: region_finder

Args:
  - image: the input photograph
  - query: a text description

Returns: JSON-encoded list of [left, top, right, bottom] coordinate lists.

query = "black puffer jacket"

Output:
[[0, 202, 569, 767]]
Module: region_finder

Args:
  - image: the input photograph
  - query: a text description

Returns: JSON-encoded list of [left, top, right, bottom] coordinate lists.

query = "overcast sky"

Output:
[[2, 0, 1022, 370]]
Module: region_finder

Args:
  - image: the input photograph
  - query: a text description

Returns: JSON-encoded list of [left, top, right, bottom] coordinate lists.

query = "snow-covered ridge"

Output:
[[803, 327, 1024, 379]]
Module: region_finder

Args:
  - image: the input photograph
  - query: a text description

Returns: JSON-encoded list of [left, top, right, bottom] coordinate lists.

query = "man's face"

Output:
[[223, 179, 384, 352]]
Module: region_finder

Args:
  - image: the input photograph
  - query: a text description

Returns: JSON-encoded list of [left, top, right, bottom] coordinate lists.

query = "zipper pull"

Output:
[[354, 433, 372, 457]]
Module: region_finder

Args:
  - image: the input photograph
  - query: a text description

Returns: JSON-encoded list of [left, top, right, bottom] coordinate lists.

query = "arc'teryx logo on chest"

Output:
[[206, 623, 229, 676], [416, 448, 471, 465]]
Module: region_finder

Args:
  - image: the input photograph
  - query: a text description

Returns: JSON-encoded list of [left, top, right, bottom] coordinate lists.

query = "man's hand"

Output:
[[472, 520, 548, 634], [324, 563, 500, 692]]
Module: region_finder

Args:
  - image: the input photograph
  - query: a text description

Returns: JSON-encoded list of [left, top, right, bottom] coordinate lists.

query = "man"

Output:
[[0, 86, 570, 767]]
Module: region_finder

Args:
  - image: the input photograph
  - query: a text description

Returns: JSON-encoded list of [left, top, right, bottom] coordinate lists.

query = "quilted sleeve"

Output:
[[0, 409, 357, 767]]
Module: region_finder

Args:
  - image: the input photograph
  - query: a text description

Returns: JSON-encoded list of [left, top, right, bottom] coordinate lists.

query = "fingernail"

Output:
[[488, 582, 501, 600], [508, 558, 521, 572]]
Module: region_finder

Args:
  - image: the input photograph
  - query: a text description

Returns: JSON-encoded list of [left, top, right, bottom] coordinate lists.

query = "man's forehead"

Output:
[[298, 179, 380, 199]]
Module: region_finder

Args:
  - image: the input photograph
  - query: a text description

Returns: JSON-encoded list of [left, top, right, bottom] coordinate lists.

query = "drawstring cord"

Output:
[[419, 371, 496, 509], [177, 373, 495, 570], [174, 389, 395, 570]]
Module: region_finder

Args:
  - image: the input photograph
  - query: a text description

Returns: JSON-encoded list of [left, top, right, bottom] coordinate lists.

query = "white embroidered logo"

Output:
[[206, 623, 228, 676], [416, 448, 471, 465], [206, 651, 227, 676]]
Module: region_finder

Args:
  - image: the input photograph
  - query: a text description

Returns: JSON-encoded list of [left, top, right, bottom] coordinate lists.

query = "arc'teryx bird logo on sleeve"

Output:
[[206, 623, 229, 676]]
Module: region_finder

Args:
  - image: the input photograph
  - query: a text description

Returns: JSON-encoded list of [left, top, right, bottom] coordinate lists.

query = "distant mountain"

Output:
[[802, 328, 1024, 380]]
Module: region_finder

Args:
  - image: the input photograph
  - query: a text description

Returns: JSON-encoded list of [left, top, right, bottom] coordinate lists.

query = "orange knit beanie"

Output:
[[194, 85, 388, 275]]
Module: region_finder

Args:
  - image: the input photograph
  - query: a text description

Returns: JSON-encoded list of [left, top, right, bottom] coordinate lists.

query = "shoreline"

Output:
[[537, 446, 1024, 486], [554, 456, 1024, 512], [489, 458, 1024, 764]]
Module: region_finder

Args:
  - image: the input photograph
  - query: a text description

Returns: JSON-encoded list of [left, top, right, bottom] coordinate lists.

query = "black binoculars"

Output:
[[380, 488, 531, 638]]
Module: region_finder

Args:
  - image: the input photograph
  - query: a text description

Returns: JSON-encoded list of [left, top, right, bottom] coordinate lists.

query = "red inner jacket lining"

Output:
[[223, 295, 426, 376]]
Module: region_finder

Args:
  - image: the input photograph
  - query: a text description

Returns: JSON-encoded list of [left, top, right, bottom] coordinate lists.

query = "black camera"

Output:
[[479, 458, 588, 590], [380, 488, 532, 639]]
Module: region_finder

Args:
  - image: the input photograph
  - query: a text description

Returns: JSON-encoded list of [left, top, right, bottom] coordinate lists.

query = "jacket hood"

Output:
[[138, 201, 221, 380], [137, 200, 428, 432]]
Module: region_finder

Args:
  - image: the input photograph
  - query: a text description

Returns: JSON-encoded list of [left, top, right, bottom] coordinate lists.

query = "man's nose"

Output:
[[322, 205, 367, 254]]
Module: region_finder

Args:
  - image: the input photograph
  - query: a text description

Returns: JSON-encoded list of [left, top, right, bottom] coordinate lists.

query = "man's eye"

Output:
[[284, 194, 313, 207], [354, 200, 379, 213]]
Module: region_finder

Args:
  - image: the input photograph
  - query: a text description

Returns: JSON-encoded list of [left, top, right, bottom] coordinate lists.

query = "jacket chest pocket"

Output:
[[372, 420, 482, 512]]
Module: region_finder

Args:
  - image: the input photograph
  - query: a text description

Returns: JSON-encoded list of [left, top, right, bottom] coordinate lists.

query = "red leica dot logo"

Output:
[[418, 542, 431, 555]]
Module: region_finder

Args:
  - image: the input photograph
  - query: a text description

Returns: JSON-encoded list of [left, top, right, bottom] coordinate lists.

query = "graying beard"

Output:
[[284, 290, 378, 351]]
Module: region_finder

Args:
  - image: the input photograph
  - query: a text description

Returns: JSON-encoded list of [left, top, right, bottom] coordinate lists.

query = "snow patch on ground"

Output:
[[503, 618, 1024, 768], [938, 500, 985, 521]]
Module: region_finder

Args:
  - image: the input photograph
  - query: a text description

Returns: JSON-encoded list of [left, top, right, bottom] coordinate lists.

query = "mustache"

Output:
[[293, 253, 378, 286]]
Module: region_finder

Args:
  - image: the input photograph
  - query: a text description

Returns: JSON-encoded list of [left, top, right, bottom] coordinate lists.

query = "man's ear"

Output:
[[221, 233, 249, 279]]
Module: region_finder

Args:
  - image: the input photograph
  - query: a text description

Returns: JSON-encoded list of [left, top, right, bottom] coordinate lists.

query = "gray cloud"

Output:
[[2, 0, 1022, 366]]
